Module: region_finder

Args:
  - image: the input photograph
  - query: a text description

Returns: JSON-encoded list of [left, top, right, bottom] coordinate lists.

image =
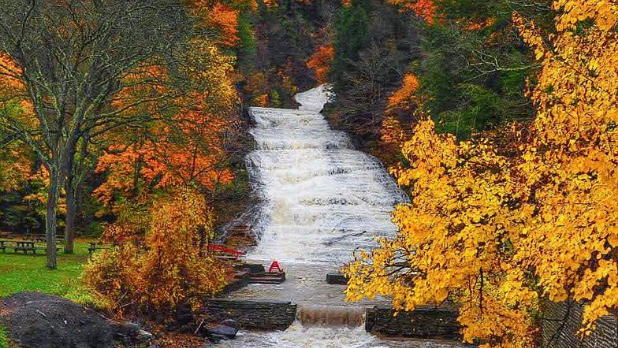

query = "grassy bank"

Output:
[[0, 324, 8, 348], [0, 241, 93, 303]]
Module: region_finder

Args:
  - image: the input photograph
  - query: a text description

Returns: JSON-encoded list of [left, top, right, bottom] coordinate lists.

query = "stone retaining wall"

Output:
[[542, 301, 617, 348], [204, 299, 297, 331], [365, 305, 460, 340]]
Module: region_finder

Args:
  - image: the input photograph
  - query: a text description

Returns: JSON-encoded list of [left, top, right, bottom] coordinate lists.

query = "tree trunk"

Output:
[[64, 133, 88, 254], [64, 182, 76, 254], [46, 168, 60, 269]]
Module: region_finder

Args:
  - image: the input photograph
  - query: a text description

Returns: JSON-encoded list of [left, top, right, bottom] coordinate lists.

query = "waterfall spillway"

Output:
[[246, 85, 407, 264], [297, 305, 365, 328]]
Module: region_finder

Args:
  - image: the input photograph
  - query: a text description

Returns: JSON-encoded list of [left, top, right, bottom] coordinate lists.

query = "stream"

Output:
[[219, 85, 466, 348]]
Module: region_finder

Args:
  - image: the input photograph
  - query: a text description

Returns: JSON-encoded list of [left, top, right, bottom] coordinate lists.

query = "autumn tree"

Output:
[[84, 190, 230, 315], [307, 45, 335, 84], [0, 0, 190, 267], [92, 6, 241, 212], [512, 0, 618, 334], [329, 0, 420, 146], [378, 73, 422, 165], [345, 1, 618, 347]]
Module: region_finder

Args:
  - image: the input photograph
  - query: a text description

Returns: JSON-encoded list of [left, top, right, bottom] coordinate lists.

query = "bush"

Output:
[[84, 190, 231, 316]]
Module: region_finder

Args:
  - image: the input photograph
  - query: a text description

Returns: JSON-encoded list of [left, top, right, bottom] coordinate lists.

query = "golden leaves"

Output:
[[346, 1, 618, 347], [84, 190, 230, 315]]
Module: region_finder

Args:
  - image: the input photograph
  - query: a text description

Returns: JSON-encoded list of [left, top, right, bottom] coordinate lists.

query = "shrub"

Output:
[[84, 190, 230, 316]]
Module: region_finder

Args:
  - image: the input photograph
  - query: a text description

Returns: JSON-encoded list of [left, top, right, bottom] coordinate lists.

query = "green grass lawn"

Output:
[[0, 241, 91, 299], [0, 324, 8, 348]]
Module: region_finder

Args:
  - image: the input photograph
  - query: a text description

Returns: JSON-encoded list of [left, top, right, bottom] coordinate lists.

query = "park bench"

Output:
[[88, 242, 114, 255]]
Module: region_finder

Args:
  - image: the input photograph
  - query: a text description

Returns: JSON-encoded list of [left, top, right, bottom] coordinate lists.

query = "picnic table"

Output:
[[0, 239, 61, 255], [88, 242, 114, 255], [14, 241, 37, 254]]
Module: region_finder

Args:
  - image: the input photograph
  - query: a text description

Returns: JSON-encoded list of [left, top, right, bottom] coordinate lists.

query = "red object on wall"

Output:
[[207, 244, 245, 257], [269, 260, 283, 273]]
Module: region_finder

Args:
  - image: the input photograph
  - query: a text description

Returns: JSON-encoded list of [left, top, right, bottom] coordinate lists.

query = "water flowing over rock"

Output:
[[246, 85, 407, 264], [219, 86, 467, 348], [297, 305, 365, 328]]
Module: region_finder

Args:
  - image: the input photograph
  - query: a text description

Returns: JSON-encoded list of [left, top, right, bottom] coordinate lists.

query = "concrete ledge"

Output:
[[204, 299, 297, 331], [365, 305, 460, 340]]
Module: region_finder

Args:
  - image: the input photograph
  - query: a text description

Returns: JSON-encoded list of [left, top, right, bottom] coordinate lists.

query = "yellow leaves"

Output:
[[554, 0, 618, 32], [84, 190, 231, 315], [513, 12, 546, 61], [608, 231, 618, 248], [346, 3, 618, 347]]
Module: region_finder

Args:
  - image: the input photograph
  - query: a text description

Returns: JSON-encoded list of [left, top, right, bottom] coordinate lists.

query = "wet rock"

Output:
[[166, 303, 194, 332], [235, 263, 265, 274], [326, 273, 348, 285], [204, 324, 238, 341], [220, 319, 240, 331], [137, 330, 154, 343], [221, 271, 250, 294]]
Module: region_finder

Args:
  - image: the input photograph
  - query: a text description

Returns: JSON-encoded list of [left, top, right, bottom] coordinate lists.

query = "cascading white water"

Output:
[[217, 323, 466, 348], [246, 85, 407, 264], [220, 86, 466, 348]]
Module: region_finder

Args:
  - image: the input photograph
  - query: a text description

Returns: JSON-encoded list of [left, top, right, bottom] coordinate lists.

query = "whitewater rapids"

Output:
[[245, 85, 407, 264], [220, 85, 466, 348]]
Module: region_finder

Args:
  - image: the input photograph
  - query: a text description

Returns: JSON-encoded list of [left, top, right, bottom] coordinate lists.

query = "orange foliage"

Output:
[[184, 0, 256, 46], [84, 190, 231, 314], [387, 73, 420, 114], [93, 110, 235, 205], [94, 41, 238, 206], [463, 17, 496, 31], [0, 53, 34, 116], [253, 93, 269, 107], [377, 116, 410, 165], [0, 53, 23, 91], [0, 147, 32, 192], [387, 0, 437, 24], [376, 73, 422, 165], [207, 4, 240, 47], [307, 45, 335, 84]]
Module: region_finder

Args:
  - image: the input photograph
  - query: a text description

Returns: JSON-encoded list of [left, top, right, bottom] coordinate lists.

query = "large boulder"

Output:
[[0, 292, 151, 348]]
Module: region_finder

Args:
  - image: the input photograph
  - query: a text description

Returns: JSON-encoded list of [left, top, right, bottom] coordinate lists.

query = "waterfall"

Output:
[[216, 86, 466, 348], [245, 85, 408, 264], [297, 305, 365, 328]]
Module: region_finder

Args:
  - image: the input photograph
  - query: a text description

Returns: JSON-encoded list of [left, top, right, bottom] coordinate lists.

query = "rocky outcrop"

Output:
[[365, 305, 460, 340], [203, 299, 297, 331], [0, 292, 152, 348]]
